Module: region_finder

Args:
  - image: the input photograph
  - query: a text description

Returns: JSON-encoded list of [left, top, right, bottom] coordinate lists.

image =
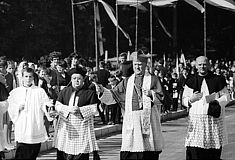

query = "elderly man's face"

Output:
[[196, 56, 210, 76], [133, 61, 146, 75], [71, 73, 84, 89]]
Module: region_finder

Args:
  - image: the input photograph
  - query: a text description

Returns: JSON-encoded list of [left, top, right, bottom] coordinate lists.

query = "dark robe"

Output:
[[57, 85, 99, 107], [0, 82, 9, 102]]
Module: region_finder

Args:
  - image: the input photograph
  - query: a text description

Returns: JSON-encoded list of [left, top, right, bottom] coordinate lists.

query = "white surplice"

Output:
[[8, 86, 51, 144], [183, 79, 229, 149]]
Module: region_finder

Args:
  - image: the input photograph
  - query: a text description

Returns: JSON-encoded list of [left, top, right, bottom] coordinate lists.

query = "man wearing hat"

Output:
[[96, 50, 164, 160], [54, 67, 100, 160]]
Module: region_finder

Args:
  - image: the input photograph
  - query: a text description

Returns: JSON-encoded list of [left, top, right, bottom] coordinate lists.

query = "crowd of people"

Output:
[[0, 49, 234, 160]]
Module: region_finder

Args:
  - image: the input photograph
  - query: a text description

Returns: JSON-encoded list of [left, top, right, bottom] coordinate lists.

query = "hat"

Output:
[[68, 67, 86, 77], [130, 50, 148, 63]]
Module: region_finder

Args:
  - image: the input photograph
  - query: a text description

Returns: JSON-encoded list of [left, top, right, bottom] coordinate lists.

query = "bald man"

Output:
[[182, 56, 230, 160]]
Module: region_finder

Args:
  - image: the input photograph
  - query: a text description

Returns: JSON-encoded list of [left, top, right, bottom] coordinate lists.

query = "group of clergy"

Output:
[[0, 50, 231, 160]]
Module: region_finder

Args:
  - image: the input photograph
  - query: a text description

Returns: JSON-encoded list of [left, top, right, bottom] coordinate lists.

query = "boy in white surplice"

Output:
[[8, 68, 53, 160]]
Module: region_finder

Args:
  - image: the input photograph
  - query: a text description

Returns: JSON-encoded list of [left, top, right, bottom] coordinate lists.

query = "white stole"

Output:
[[190, 79, 210, 114], [125, 74, 152, 135]]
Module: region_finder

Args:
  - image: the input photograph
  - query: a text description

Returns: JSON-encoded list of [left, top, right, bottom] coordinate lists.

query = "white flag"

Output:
[[180, 51, 186, 67], [98, 0, 132, 46], [184, 0, 205, 13], [117, 0, 148, 5], [150, 0, 177, 7], [206, 0, 235, 12], [130, 3, 148, 11]]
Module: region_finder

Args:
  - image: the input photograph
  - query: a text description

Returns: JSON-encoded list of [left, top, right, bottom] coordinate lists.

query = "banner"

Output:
[[176, 53, 179, 76], [180, 51, 187, 67], [206, 0, 235, 12], [150, 0, 204, 13], [117, 0, 148, 5], [98, 0, 132, 46], [184, 0, 205, 13], [157, 17, 172, 38], [150, 0, 177, 7], [130, 3, 148, 11]]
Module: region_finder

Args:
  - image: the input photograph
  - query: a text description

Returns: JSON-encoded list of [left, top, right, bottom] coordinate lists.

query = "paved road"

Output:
[[37, 105, 235, 160]]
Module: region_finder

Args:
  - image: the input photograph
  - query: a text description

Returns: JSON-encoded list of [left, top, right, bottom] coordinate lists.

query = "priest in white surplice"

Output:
[[8, 68, 53, 160], [182, 56, 230, 160], [96, 50, 164, 160]]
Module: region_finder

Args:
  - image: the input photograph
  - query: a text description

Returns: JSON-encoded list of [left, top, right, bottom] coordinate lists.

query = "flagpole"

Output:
[[150, 0, 153, 70], [204, 0, 206, 56], [173, 3, 177, 60], [71, 0, 76, 53], [94, 0, 99, 71], [135, 0, 139, 51], [116, 0, 119, 68]]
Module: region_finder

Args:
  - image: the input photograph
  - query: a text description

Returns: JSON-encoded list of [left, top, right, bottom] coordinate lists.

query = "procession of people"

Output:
[[0, 50, 234, 160]]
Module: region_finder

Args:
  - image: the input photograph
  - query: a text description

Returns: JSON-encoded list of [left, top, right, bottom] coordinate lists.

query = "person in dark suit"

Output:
[[94, 61, 110, 87], [119, 52, 133, 79]]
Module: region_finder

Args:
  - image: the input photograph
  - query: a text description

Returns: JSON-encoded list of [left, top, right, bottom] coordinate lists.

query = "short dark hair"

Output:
[[120, 52, 127, 58], [58, 60, 68, 69], [70, 52, 80, 59], [49, 51, 62, 60], [22, 68, 35, 76], [38, 66, 50, 74], [0, 59, 7, 67], [99, 61, 105, 68], [78, 58, 87, 67]]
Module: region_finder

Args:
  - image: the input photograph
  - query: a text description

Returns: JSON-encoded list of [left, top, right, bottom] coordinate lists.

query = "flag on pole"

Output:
[[176, 53, 179, 76], [157, 17, 172, 38], [150, 0, 177, 7], [180, 50, 187, 67], [163, 53, 166, 67], [98, 0, 132, 46], [105, 50, 108, 63], [184, 0, 205, 13], [127, 51, 131, 61], [117, 0, 148, 5], [130, 3, 148, 11], [150, 0, 204, 13], [205, 0, 235, 12]]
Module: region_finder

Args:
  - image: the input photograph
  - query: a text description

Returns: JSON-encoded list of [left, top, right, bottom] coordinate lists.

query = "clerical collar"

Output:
[[72, 85, 84, 92], [198, 72, 208, 77]]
